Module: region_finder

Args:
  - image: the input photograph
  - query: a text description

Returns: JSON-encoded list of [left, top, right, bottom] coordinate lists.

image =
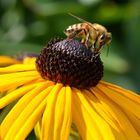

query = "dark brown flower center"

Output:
[[36, 38, 103, 89]]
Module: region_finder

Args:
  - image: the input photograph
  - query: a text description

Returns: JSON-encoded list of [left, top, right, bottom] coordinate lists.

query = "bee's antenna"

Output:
[[68, 13, 87, 23], [106, 45, 110, 56]]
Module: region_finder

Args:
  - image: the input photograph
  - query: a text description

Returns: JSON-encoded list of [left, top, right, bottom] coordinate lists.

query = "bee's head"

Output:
[[93, 23, 112, 47], [98, 32, 112, 47]]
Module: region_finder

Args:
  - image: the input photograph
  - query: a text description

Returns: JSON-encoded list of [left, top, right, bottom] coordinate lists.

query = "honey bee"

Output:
[[64, 13, 112, 55]]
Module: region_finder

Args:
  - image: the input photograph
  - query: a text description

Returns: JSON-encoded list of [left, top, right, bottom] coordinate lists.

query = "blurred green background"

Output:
[[0, 0, 140, 94]]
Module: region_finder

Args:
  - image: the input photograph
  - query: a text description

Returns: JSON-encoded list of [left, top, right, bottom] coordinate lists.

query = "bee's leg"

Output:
[[86, 37, 96, 52], [95, 52, 101, 57], [85, 32, 90, 47], [95, 44, 103, 52], [94, 44, 103, 57], [92, 40, 99, 54], [81, 38, 85, 43]]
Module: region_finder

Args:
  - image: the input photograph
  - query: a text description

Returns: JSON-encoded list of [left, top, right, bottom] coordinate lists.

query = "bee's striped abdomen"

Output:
[[64, 23, 89, 38]]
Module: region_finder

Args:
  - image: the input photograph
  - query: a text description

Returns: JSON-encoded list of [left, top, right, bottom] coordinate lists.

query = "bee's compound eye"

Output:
[[100, 33, 106, 40]]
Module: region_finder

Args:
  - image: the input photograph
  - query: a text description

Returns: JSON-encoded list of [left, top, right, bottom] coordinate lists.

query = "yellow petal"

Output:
[[34, 121, 41, 140], [72, 88, 116, 140], [91, 86, 140, 140], [83, 89, 120, 131], [0, 82, 46, 108], [1, 82, 52, 139], [23, 57, 36, 64], [53, 87, 66, 139], [100, 82, 140, 135], [0, 64, 35, 73], [0, 71, 38, 79], [124, 110, 140, 135], [100, 81, 140, 104], [53, 86, 72, 140], [0, 76, 40, 92], [0, 71, 41, 92], [13, 86, 54, 140], [0, 56, 20, 66], [60, 86, 72, 140], [41, 83, 63, 140], [97, 83, 140, 118]]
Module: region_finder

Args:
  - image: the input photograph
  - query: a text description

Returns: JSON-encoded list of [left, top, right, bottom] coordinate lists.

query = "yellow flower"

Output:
[[0, 56, 20, 66], [0, 39, 140, 140], [0, 55, 36, 66]]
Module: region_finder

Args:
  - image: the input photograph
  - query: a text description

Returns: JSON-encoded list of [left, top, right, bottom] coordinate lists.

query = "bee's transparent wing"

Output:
[[68, 13, 97, 31]]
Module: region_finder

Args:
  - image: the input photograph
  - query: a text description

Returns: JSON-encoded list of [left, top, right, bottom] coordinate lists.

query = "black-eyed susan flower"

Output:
[[0, 38, 140, 140]]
